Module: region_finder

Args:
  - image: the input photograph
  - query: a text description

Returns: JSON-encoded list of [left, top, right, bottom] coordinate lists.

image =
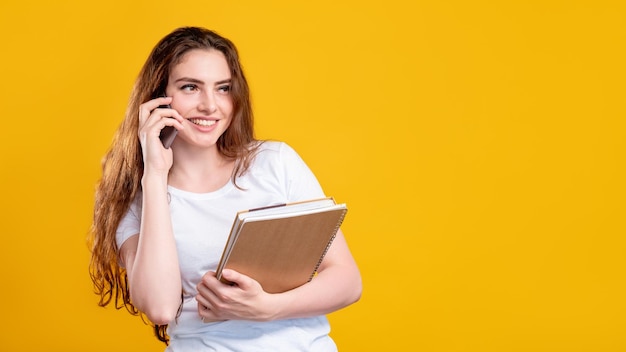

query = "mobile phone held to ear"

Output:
[[158, 104, 178, 149]]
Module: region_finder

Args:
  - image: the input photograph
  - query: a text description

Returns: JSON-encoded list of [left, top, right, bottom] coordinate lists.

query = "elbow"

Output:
[[336, 263, 362, 306], [348, 274, 363, 305], [131, 292, 180, 325], [144, 309, 178, 326], [340, 269, 362, 307]]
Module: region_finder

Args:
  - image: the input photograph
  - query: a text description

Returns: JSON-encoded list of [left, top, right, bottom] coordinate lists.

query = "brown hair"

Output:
[[88, 27, 259, 344]]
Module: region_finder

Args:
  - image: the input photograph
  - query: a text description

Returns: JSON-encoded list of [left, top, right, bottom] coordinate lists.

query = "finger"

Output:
[[220, 269, 248, 289], [138, 107, 185, 143], [148, 109, 186, 131], [197, 301, 216, 323], [159, 112, 185, 132], [196, 291, 209, 308], [196, 281, 221, 307], [197, 297, 212, 313], [147, 96, 173, 112], [138, 97, 173, 124], [200, 271, 222, 288]]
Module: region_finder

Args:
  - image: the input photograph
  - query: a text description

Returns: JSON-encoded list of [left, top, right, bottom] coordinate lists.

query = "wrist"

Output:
[[260, 292, 290, 322], [141, 170, 169, 189]]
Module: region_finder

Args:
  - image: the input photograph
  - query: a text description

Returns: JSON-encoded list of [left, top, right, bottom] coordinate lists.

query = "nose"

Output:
[[198, 91, 217, 114]]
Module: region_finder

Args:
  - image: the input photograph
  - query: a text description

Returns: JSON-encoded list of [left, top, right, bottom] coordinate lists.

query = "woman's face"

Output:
[[165, 49, 233, 149]]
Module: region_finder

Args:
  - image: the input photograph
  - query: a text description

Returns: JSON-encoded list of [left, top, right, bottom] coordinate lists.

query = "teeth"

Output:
[[189, 119, 216, 126]]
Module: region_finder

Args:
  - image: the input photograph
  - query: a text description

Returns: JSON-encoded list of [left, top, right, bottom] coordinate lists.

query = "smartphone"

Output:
[[158, 103, 178, 149]]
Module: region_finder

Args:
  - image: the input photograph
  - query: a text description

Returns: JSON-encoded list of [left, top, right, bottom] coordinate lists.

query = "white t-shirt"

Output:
[[116, 141, 337, 351]]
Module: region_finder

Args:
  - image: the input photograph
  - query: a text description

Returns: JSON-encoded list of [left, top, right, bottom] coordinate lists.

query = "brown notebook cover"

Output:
[[216, 198, 348, 293]]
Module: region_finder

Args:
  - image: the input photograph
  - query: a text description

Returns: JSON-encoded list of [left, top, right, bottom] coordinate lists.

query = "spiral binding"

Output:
[[308, 207, 348, 282]]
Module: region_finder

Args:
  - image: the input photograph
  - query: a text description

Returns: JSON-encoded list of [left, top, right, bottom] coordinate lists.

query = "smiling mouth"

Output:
[[188, 118, 216, 127]]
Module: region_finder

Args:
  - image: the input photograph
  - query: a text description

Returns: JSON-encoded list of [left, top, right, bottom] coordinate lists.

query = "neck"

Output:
[[168, 145, 235, 193]]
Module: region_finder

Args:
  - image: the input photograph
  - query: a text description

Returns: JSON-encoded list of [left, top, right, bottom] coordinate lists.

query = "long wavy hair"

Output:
[[88, 27, 259, 344]]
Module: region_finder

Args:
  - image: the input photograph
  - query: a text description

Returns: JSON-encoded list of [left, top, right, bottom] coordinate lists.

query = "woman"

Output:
[[89, 26, 361, 351]]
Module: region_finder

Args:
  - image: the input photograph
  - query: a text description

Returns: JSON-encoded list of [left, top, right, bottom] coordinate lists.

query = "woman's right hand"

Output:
[[137, 96, 185, 174]]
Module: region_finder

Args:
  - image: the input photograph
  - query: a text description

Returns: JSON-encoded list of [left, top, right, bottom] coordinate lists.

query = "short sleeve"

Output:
[[115, 195, 142, 249], [278, 143, 326, 201]]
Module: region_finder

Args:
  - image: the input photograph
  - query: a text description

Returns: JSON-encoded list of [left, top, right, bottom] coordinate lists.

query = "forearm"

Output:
[[129, 173, 182, 324], [273, 264, 361, 320], [269, 234, 362, 320]]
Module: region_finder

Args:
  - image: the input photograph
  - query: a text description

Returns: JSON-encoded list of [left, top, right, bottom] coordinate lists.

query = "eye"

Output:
[[217, 84, 231, 93], [181, 84, 198, 92]]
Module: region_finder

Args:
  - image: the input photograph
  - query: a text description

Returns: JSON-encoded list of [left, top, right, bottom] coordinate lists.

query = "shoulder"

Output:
[[256, 140, 293, 154], [253, 141, 300, 164], [245, 140, 312, 177], [244, 140, 324, 200]]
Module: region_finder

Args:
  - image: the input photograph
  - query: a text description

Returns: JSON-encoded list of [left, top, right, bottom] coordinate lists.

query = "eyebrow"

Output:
[[173, 77, 232, 85]]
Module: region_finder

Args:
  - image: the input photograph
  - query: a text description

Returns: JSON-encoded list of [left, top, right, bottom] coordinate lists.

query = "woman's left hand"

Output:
[[196, 269, 278, 323]]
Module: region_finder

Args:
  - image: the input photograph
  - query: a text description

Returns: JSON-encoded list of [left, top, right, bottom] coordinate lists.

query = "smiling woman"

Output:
[[166, 50, 233, 150], [88, 26, 362, 352]]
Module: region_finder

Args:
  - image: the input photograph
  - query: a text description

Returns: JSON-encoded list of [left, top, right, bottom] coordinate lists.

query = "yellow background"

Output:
[[0, 0, 624, 351]]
